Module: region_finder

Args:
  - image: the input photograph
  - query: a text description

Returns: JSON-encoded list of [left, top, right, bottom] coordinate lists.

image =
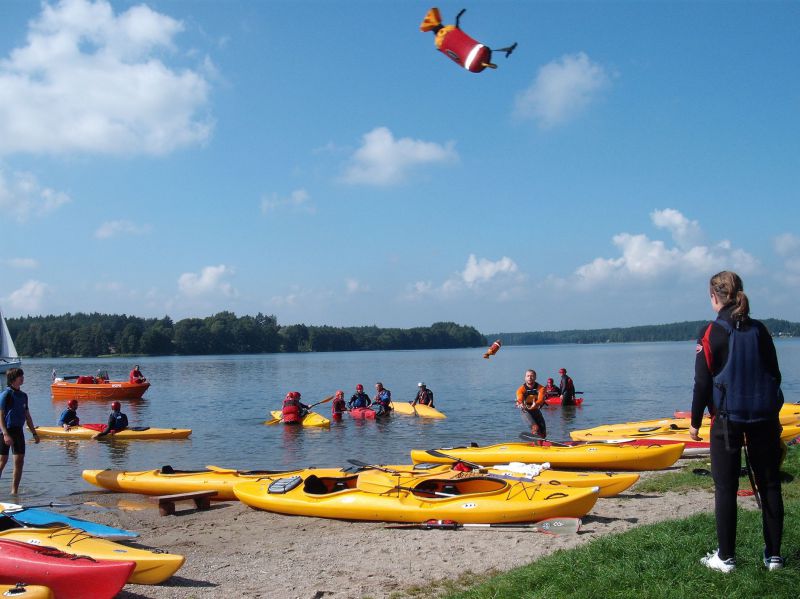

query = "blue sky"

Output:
[[1, 0, 798, 332]]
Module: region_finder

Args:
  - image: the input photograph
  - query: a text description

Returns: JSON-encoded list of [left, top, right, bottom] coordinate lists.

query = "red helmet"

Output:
[[356, 384, 363, 391], [291, 391, 301, 399], [335, 390, 344, 398], [547, 378, 554, 385], [559, 368, 566, 374], [67, 399, 78, 409], [111, 401, 121, 411]]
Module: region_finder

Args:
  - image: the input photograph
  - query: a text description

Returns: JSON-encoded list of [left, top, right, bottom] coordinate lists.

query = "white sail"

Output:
[[0, 308, 21, 374]]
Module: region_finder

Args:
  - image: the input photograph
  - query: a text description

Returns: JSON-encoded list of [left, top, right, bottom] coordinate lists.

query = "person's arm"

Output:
[[93, 413, 115, 439], [515, 386, 525, 409], [690, 323, 716, 440], [25, 409, 39, 444], [0, 391, 11, 445], [534, 385, 546, 408], [411, 391, 418, 406]]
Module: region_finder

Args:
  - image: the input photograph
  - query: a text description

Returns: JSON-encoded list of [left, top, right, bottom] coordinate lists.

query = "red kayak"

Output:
[[543, 396, 584, 407], [0, 539, 135, 599], [349, 407, 376, 420]]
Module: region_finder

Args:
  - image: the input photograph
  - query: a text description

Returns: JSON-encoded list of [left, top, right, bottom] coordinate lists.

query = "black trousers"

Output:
[[710, 417, 784, 559]]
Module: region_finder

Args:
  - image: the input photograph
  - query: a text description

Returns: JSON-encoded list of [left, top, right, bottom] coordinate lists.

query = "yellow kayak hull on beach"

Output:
[[391, 402, 446, 418], [0, 527, 184, 585], [233, 469, 599, 523], [411, 442, 684, 471], [35, 426, 191, 440], [0, 585, 53, 598], [570, 422, 800, 443], [268, 411, 330, 428]]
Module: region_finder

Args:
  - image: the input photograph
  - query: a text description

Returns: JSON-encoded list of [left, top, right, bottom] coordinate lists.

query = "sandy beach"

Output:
[[50, 461, 744, 599]]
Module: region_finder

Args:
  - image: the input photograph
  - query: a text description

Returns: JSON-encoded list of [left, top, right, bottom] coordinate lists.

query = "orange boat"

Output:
[[51, 376, 150, 401]]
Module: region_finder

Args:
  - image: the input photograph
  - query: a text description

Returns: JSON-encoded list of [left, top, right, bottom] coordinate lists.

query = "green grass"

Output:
[[395, 446, 800, 599]]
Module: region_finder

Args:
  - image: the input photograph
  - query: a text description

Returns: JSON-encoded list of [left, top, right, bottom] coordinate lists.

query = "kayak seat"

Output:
[[333, 480, 348, 492], [303, 475, 328, 495], [441, 484, 459, 496], [161, 465, 176, 474]]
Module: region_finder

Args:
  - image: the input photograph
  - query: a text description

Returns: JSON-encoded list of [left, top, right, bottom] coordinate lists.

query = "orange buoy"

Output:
[[483, 339, 502, 359]]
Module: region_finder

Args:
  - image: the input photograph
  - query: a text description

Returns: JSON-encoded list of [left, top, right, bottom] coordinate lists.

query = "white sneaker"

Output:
[[701, 550, 736, 573], [763, 549, 784, 571]]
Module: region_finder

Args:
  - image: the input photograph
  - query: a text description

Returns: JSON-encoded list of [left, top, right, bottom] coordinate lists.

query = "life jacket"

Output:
[[544, 385, 560, 399], [282, 397, 302, 424], [520, 384, 543, 409], [331, 397, 347, 415], [374, 389, 392, 408], [351, 392, 369, 409], [110, 412, 128, 431], [709, 318, 783, 423]]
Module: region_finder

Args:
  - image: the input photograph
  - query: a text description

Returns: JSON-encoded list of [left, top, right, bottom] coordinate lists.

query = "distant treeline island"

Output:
[[6, 313, 799, 358]]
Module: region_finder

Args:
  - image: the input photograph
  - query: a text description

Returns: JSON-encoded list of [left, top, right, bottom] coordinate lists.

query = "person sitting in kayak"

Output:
[[516, 369, 547, 439], [558, 368, 576, 406], [92, 401, 129, 439], [372, 382, 392, 416], [129, 365, 147, 384], [331, 390, 347, 417], [58, 399, 80, 430], [411, 382, 434, 407], [349, 384, 371, 409], [543, 378, 560, 400], [282, 391, 309, 425]]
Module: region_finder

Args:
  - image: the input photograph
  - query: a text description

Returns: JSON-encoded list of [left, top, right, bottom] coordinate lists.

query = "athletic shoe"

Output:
[[763, 549, 784, 571], [701, 550, 736, 573]]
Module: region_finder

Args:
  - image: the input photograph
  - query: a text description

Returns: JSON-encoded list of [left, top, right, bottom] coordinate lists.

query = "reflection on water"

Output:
[[7, 340, 800, 504]]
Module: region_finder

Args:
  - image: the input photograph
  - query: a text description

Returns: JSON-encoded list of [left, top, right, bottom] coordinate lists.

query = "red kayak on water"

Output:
[[0, 539, 135, 599], [349, 407, 377, 420], [543, 396, 584, 407]]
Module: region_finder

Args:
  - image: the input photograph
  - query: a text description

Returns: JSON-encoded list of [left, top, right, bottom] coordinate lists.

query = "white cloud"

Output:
[[0, 167, 71, 221], [514, 52, 610, 128], [345, 278, 369, 294], [570, 209, 758, 289], [461, 254, 518, 288], [409, 254, 521, 299], [651, 208, 703, 249], [177, 264, 236, 297], [342, 127, 457, 186], [0, 0, 212, 156], [5, 280, 49, 313], [774, 233, 800, 257], [261, 188, 314, 215], [94, 219, 152, 239], [3, 258, 38, 269]]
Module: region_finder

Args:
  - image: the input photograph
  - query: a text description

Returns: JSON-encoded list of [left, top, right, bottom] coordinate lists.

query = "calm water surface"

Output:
[[8, 340, 800, 504]]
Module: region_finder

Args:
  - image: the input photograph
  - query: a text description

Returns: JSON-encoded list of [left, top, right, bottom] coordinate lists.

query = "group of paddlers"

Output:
[[281, 382, 435, 423]]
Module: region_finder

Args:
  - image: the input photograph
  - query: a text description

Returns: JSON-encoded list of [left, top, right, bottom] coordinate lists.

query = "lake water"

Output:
[[7, 340, 800, 504]]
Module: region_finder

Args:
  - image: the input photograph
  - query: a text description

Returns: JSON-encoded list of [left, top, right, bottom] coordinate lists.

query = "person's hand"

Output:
[[32, 432, 40, 444], [2, 433, 10, 446], [91, 433, 100, 440], [689, 426, 701, 441]]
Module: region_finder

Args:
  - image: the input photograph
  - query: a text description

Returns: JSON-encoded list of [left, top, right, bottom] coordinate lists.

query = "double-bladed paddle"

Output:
[[424, 449, 485, 470], [386, 517, 581, 535]]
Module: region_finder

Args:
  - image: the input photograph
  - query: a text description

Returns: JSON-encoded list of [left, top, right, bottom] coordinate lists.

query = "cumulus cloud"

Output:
[[342, 127, 457, 186], [774, 233, 800, 257], [3, 258, 38, 269], [260, 189, 314, 215], [0, 0, 212, 156], [94, 219, 152, 239], [514, 52, 610, 128], [177, 264, 236, 297], [0, 167, 71, 221], [5, 280, 49, 313], [570, 209, 758, 289], [410, 254, 521, 299], [345, 278, 369, 294]]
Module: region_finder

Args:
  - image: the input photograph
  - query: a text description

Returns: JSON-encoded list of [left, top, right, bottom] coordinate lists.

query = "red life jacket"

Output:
[[282, 398, 302, 424]]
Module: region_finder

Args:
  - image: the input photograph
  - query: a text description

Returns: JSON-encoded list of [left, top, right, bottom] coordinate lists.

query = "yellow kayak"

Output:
[[267, 411, 330, 428], [391, 402, 447, 419], [35, 426, 191, 440], [0, 527, 184, 585], [411, 441, 684, 471], [0, 585, 53, 598], [233, 468, 599, 523], [570, 422, 800, 444]]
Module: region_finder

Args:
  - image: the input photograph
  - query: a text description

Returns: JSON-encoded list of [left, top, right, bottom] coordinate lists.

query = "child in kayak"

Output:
[[58, 399, 80, 430], [92, 401, 129, 439], [348, 384, 371, 409], [281, 392, 309, 424], [543, 378, 560, 400]]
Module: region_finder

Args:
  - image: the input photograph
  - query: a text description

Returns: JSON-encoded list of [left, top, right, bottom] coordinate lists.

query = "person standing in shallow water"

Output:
[[690, 271, 785, 573], [0, 368, 40, 494], [515, 369, 546, 438]]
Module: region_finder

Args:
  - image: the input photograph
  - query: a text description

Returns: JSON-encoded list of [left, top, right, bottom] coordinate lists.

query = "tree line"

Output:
[[492, 318, 800, 346], [6, 312, 487, 357]]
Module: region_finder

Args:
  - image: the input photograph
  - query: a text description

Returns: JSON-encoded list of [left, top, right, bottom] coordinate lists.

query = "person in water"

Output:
[[281, 391, 309, 424], [690, 271, 784, 573], [558, 368, 577, 405], [516, 369, 546, 438], [129, 365, 146, 384], [331, 390, 347, 417], [348, 384, 371, 409], [58, 399, 80, 430], [372, 382, 392, 416], [411, 382, 434, 407], [92, 401, 129, 439], [0, 368, 40, 495], [543, 378, 561, 400]]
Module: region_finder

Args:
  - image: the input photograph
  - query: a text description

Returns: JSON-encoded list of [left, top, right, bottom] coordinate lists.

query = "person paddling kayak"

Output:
[[58, 399, 80, 430], [516, 369, 546, 438], [91, 401, 129, 439], [281, 392, 309, 425], [543, 378, 560, 400]]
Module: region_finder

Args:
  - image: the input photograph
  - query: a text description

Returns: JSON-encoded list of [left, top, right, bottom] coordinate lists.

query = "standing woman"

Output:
[[690, 271, 784, 572]]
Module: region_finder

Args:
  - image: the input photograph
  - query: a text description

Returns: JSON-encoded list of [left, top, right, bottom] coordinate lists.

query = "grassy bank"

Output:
[[403, 447, 800, 599]]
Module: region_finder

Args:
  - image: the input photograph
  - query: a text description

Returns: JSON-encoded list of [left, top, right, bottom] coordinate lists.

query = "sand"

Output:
[[50, 460, 744, 599]]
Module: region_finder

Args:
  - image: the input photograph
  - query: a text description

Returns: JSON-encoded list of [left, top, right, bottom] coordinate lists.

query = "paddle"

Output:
[[346, 459, 401, 474], [265, 395, 335, 425], [518, 432, 631, 447], [743, 434, 762, 510], [425, 449, 485, 471], [386, 517, 581, 535]]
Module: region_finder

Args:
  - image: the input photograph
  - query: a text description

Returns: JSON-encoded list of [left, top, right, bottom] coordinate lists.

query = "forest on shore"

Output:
[[6, 312, 797, 358]]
